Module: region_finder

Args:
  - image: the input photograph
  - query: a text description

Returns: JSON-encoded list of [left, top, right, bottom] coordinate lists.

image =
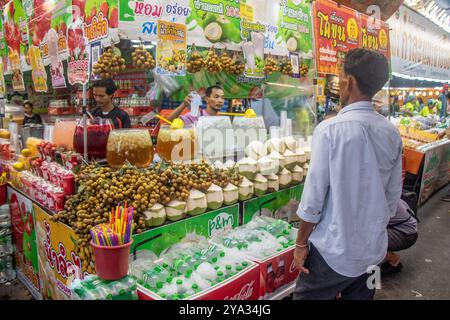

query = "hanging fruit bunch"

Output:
[[131, 45, 155, 70], [279, 56, 293, 76], [300, 61, 309, 77], [158, 49, 187, 73], [264, 54, 280, 75], [220, 50, 245, 76], [204, 46, 222, 73], [92, 46, 126, 79], [186, 44, 204, 73]]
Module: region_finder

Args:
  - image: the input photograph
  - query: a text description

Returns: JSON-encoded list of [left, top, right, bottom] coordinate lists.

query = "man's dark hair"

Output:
[[344, 49, 389, 98], [446, 92, 450, 100], [93, 79, 117, 95], [23, 100, 33, 109], [205, 85, 224, 97]]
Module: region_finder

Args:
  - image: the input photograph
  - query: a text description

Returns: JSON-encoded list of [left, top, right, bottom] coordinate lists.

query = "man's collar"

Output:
[[338, 101, 373, 115]]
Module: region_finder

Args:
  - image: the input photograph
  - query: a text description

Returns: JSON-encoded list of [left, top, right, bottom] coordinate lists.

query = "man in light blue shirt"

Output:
[[293, 49, 403, 300]]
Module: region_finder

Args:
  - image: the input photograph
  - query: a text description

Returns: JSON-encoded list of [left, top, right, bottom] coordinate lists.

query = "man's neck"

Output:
[[205, 105, 219, 116], [345, 95, 371, 107], [101, 103, 114, 113]]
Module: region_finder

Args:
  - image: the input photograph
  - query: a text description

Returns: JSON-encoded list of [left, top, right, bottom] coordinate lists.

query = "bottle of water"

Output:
[[190, 91, 202, 117]]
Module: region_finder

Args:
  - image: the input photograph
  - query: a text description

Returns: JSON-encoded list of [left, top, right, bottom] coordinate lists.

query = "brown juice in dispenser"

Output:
[[156, 125, 197, 162]]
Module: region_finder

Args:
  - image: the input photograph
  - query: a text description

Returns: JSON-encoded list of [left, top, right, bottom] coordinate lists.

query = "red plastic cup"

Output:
[[90, 239, 133, 281]]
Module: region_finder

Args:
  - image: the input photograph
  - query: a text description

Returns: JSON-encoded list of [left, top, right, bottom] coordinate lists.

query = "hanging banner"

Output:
[[276, 0, 313, 58], [10, 50, 25, 91], [118, 0, 190, 41], [89, 41, 101, 81], [0, 60, 5, 95], [242, 31, 265, 79], [186, 0, 242, 49], [313, 0, 360, 75], [48, 29, 67, 88], [388, 5, 450, 81], [67, 21, 89, 85], [3, 0, 31, 71], [156, 20, 187, 76], [359, 13, 390, 63], [28, 0, 52, 48], [28, 45, 48, 92], [78, 0, 119, 46], [0, 14, 8, 58]]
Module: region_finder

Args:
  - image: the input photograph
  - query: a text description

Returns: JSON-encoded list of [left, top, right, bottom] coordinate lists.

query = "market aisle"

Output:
[[375, 187, 450, 300]]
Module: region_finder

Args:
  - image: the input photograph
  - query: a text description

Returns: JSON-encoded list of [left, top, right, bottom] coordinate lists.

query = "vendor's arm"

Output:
[[167, 95, 192, 122]]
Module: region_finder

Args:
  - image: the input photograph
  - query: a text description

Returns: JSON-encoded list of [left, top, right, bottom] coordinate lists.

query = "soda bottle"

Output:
[[191, 283, 201, 294], [176, 279, 186, 295], [215, 271, 225, 284], [224, 265, 234, 278], [265, 263, 276, 293]]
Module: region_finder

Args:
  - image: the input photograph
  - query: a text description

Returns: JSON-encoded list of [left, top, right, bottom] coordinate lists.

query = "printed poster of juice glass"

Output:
[[67, 19, 90, 85], [47, 29, 67, 88], [242, 31, 265, 79], [156, 20, 187, 76], [28, 45, 48, 92]]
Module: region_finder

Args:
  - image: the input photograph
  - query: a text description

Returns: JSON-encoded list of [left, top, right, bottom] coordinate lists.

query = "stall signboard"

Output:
[[388, 5, 450, 81], [131, 204, 239, 256], [242, 184, 304, 227], [69, 0, 120, 46], [8, 187, 42, 300], [359, 13, 390, 63], [67, 22, 90, 85], [34, 204, 89, 300], [155, 20, 187, 76], [419, 140, 450, 206], [118, 0, 190, 41], [313, 0, 360, 75], [28, 45, 48, 92]]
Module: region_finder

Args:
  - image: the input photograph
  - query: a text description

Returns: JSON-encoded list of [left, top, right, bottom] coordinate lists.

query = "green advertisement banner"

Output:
[[0, 15, 8, 58], [131, 204, 239, 256], [242, 184, 304, 227]]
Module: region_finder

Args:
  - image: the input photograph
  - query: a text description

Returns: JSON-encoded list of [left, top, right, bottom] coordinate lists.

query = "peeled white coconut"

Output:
[[295, 147, 307, 165], [291, 165, 304, 184], [279, 168, 292, 188], [223, 183, 239, 205], [258, 156, 279, 176], [186, 189, 207, 216], [265, 138, 286, 154], [303, 146, 311, 161], [266, 174, 279, 193], [206, 183, 224, 210], [284, 136, 298, 152], [224, 159, 236, 170], [245, 141, 267, 160], [253, 173, 268, 196], [214, 160, 225, 170], [268, 151, 285, 170], [286, 37, 298, 52], [237, 157, 258, 180], [204, 22, 222, 43], [166, 200, 187, 222], [303, 162, 309, 177], [239, 177, 254, 201], [283, 149, 297, 170], [143, 203, 166, 227]]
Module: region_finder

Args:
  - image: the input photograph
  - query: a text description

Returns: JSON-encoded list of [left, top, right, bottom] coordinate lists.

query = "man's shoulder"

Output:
[[115, 107, 130, 118], [91, 107, 102, 115]]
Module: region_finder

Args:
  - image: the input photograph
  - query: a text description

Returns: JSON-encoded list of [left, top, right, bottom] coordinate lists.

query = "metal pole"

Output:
[[82, 84, 88, 159]]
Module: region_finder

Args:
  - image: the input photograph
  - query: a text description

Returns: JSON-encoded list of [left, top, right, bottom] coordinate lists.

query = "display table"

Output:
[[7, 184, 304, 300]]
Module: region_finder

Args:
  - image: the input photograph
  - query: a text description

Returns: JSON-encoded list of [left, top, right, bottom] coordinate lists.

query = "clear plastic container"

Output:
[[106, 129, 154, 168], [74, 118, 112, 160], [156, 124, 197, 162], [196, 116, 234, 160], [53, 119, 77, 150]]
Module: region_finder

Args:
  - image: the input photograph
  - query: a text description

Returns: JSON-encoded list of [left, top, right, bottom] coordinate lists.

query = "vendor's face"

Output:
[[205, 88, 225, 112], [93, 87, 112, 107], [24, 104, 33, 115]]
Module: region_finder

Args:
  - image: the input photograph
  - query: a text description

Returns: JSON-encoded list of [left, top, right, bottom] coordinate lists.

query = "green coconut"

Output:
[[186, 189, 207, 216], [223, 183, 239, 205], [144, 204, 166, 227], [206, 183, 224, 210], [239, 177, 254, 201], [217, 15, 241, 43], [166, 200, 187, 222], [253, 173, 268, 196]]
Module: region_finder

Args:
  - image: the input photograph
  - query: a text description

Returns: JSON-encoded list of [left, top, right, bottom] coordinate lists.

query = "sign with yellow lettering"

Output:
[[360, 14, 390, 63], [156, 20, 187, 76]]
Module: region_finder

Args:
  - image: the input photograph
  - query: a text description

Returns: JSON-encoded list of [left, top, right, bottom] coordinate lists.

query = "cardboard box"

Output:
[[137, 262, 261, 300]]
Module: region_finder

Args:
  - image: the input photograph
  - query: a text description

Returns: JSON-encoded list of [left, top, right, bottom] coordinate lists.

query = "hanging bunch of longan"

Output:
[[92, 47, 126, 79], [264, 54, 280, 75], [204, 46, 222, 73], [186, 45, 204, 73], [279, 56, 293, 76], [300, 62, 309, 77], [220, 51, 245, 76], [131, 45, 155, 70]]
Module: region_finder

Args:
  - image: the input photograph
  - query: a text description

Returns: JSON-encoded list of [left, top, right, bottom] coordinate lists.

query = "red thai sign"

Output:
[[313, 0, 361, 75], [359, 14, 390, 62]]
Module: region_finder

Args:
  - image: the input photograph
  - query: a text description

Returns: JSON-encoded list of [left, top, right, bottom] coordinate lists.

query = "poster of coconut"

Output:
[[156, 20, 187, 76], [118, 0, 190, 41], [186, 0, 243, 50], [3, 0, 32, 72], [72, 0, 120, 46]]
